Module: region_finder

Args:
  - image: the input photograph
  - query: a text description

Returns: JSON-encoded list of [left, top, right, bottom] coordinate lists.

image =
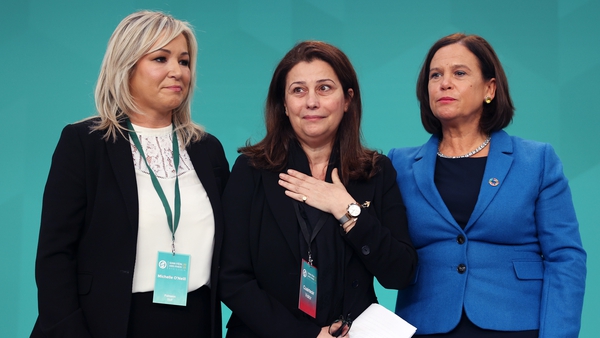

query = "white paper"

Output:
[[348, 303, 417, 338]]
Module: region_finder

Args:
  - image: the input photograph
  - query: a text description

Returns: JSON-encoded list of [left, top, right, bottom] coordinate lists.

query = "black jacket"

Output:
[[32, 119, 229, 337], [219, 151, 417, 338]]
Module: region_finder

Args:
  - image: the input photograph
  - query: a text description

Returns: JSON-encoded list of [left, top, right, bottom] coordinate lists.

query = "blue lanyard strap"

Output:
[[127, 120, 181, 254]]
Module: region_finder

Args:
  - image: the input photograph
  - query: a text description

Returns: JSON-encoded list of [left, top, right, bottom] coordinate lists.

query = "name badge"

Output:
[[153, 251, 190, 306], [298, 259, 318, 318]]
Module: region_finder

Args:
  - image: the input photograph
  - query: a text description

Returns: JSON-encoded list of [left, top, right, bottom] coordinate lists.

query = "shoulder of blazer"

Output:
[[388, 135, 438, 164], [56, 117, 134, 156], [345, 155, 398, 215], [496, 130, 548, 157], [375, 154, 395, 174], [230, 153, 261, 181], [50, 118, 133, 180], [187, 132, 230, 190], [188, 133, 227, 165], [61, 117, 106, 143], [487, 130, 554, 167], [369, 154, 399, 186]]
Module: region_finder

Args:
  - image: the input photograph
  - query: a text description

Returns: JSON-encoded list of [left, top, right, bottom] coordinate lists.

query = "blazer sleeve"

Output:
[[343, 156, 418, 289], [33, 124, 92, 337], [218, 155, 321, 338], [536, 144, 586, 338]]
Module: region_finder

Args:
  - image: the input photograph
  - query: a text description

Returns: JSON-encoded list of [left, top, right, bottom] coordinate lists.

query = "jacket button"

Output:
[[457, 264, 466, 274], [361, 245, 370, 255], [352, 280, 360, 288], [456, 235, 465, 245]]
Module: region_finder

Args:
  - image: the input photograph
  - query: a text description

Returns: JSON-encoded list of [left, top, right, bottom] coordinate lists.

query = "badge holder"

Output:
[[153, 251, 190, 306]]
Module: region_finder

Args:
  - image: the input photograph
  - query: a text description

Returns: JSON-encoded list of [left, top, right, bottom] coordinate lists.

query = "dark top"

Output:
[[435, 157, 487, 229], [425, 156, 538, 338]]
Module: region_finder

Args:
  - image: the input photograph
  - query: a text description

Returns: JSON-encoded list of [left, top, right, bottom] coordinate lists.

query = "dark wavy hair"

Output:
[[240, 41, 380, 184], [416, 33, 515, 135]]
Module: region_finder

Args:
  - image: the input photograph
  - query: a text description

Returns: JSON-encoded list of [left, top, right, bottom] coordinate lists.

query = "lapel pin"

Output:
[[488, 178, 499, 187]]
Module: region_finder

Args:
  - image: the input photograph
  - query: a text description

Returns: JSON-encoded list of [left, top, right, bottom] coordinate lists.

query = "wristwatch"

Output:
[[338, 203, 361, 224]]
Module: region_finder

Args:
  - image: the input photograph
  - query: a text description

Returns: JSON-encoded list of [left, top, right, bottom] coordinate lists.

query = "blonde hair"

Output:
[[93, 10, 204, 145]]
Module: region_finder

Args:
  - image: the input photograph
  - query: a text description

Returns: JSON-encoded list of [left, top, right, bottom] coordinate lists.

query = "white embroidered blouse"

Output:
[[129, 123, 214, 293]]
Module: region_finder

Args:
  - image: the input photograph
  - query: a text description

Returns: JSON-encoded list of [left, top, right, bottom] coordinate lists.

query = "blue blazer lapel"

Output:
[[106, 125, 139, 236], [465, 130, 514, 230], [413, 135, 461, 229]]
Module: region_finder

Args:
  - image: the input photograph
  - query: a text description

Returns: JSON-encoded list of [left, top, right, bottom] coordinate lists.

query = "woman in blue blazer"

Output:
[[389, 33, 586, 337]]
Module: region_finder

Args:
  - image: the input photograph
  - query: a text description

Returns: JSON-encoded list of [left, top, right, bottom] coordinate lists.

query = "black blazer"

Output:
[[32, 119, 229, 338], [219, 153, 417, 338]]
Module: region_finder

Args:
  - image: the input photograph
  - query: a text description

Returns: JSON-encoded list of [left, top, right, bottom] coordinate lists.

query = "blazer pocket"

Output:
[[77, 272, 93, 295], [512, 260, 544, 280]]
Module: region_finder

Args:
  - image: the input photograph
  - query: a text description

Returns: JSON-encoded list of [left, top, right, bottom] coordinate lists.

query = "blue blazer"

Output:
[[388, 130, 586, 337]]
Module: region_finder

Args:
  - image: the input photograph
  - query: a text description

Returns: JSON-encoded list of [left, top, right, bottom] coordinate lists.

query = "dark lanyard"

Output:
[[294, 202, 328, 266], [127, 120, 181, 255]]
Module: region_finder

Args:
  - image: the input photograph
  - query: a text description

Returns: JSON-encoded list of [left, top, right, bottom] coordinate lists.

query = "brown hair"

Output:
[[240, 41, 380, 184], [416, 33, 514, 135]]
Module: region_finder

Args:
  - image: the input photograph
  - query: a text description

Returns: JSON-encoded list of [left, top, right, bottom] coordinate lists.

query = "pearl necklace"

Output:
[[437, 135, 491, 159]]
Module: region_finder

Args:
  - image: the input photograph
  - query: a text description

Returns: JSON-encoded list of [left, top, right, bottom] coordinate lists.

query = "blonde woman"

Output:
[[32, 11, 229, 337]]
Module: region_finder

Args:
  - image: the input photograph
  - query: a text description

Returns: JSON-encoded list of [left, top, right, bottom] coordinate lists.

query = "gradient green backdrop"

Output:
[[2, 0, 598, 337]]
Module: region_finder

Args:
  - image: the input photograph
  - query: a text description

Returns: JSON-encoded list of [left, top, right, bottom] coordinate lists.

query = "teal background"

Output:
[[1, 0, 598, 336]]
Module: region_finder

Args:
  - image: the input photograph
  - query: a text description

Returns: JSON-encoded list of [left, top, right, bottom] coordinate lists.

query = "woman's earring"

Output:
[[485, 96, 492, 104]]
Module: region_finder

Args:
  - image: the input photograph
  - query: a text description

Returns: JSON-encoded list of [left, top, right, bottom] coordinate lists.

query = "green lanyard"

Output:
[[127, 120, 181, 255]]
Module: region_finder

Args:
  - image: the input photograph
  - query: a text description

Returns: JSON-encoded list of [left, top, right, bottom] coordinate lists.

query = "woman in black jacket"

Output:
[[32, 10, 229, 337], [219, 41, 417, 338]]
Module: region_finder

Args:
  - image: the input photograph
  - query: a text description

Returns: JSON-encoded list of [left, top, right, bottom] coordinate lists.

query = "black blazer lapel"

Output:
[[262, 169, 301, 263], [106, 129, 139, 236]]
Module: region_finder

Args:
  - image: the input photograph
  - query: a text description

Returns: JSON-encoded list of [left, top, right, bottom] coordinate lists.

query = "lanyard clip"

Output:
[[172, 240, 176, 256]]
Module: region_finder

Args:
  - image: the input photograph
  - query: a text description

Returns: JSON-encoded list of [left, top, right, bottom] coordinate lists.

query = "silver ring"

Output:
[[302, 195, 307, 203]]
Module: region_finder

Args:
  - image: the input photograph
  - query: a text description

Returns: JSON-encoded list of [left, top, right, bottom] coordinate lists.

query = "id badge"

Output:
[[153, 251, 190, 306], [298, 259, 318, 318]]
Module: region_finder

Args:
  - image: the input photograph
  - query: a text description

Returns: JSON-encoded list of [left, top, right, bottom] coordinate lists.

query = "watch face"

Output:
[[348, 204, 361, 217]]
